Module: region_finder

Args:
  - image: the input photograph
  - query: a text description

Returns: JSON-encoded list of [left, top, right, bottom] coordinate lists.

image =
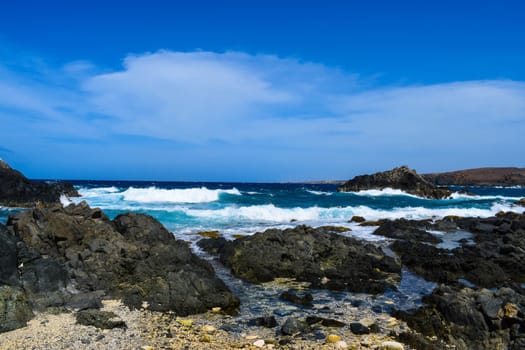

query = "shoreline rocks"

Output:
[[0, 159, 79, 208], [0, 202, 239, 333], [200, 225, 401, 294], [337, 166, 453, 199]]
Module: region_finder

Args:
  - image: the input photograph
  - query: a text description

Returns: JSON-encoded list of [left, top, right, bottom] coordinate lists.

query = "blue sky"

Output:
[[0, 0, 524, 181]]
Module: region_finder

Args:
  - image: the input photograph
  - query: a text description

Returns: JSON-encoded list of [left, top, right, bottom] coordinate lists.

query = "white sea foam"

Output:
[[352, 188, 422, 198], [182, 202, 522, 224], [449, 192, 522, 201], [306, 190, 333, 196], [121, 187, 241, 204], [78, 186, 121, 197], [60, 194, 73, 206]]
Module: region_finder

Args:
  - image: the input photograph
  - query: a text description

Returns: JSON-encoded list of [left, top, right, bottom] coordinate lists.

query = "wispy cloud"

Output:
[[0, 50, 524, 180]]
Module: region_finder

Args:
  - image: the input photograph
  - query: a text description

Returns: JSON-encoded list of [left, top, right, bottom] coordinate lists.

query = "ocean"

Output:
[[58, 181, 525, 244]]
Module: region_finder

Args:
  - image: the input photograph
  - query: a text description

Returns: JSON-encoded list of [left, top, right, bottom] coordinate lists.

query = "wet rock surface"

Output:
[[206, 225, 401, 294], [0, 159, 79, 208], [0, 202, 239, 332], [372, 212, 525, 349], [394, 285, 525, 350], [337, 166, 453, 199]]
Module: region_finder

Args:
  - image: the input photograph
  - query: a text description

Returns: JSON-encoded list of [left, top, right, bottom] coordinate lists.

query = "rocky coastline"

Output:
[[1, 162, 525, 349], [0, 159, 79, 208]]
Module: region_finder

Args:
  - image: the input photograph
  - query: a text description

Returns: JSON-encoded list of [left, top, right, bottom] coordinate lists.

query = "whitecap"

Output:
[[121, 186, 241, 204]]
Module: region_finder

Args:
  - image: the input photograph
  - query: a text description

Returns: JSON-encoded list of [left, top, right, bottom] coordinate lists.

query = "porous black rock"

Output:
[[218, 225, 401, 294], [394, 285, 525, 350], [5, 202, 240, 319], [76, 309, 126, 329]]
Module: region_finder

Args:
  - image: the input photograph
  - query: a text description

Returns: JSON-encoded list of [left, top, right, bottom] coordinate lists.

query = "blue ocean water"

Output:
[[48, 181, 525, 243]]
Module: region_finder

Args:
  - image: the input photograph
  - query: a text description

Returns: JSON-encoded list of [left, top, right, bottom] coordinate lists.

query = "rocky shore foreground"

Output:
[[1, 161, 525, 349]]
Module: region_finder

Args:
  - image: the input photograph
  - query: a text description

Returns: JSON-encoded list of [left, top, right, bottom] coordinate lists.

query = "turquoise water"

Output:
[[2, 182, 524, 241]]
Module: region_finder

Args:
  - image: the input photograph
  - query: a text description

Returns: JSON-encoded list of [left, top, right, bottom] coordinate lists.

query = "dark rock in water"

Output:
[[219, 225, 401, 294], [389, 212, 525, 289], [248, 315, 277, 328], [0, 159, 79, 207], [394, 285, 525, 350], [281, 317, 312, 335], [373, 219, 442, 244], [337, 166, 452, 199], [516, 198, 525, 207], [349, 215, 366, 223], [0, 286, 34, 332], [350, 322, 370, 334], [305, 316, 345, 328], [279, 289, 313, 307], [76, 309, 126, 329], [197, 237, 228, 255], [5, 203, 239, 318]]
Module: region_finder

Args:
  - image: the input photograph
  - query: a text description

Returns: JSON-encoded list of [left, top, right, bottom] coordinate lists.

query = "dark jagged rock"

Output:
[[279, 289, 314, 307], [305, 316, 345, 328], [373, 219, 442, 244], [337, 166, 452, 199], [3, 202, 239, 322], [394, 285, 525, 350], [218, 225, 401, 294], [197, 237, 228, 255], [0, 285, 34, 332], [76, 309, 126, 329], [375, 213, 525, 289], [248, 315, 277, 328], [516, 198, 525, 207], [350, 322, 370, 334], [424, 167, 525, 187], [0, 159, 79, 208], [0, 224, 19, 286]]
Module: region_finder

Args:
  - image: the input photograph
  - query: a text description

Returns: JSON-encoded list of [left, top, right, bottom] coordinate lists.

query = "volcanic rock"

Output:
[[394, 285, 525, 350], [0, 159, 79, 207], [3, 202, 239, 325], [337, 166, 452, 199], [217, 225, 401, 294]]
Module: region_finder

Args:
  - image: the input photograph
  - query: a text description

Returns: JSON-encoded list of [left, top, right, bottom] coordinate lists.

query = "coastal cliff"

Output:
[[424, 167, 525, 187], [0, 159, 79, 207]]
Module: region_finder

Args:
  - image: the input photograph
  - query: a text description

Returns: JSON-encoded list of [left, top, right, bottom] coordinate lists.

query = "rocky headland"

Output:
[[337, 166, 453, 199], [424, 167, 525, 187], [0, 159, 79, 207]]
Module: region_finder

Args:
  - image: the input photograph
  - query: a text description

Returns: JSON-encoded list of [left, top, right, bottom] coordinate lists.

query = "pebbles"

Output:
[[0, 299, 409, 350]]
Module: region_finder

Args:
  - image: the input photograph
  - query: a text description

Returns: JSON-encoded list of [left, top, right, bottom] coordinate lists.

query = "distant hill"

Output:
[[423, 167, 525, 187]]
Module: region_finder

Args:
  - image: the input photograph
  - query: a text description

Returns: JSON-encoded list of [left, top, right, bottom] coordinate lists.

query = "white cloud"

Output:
[[0, 50, 524, 179]]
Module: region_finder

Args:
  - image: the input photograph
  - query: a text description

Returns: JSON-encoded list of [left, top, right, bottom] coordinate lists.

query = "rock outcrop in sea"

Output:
[[0, 159, 79, 207], [337, 165, 452, 199], [0, 202, 239, 332], [199, 225, 401, 294]]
